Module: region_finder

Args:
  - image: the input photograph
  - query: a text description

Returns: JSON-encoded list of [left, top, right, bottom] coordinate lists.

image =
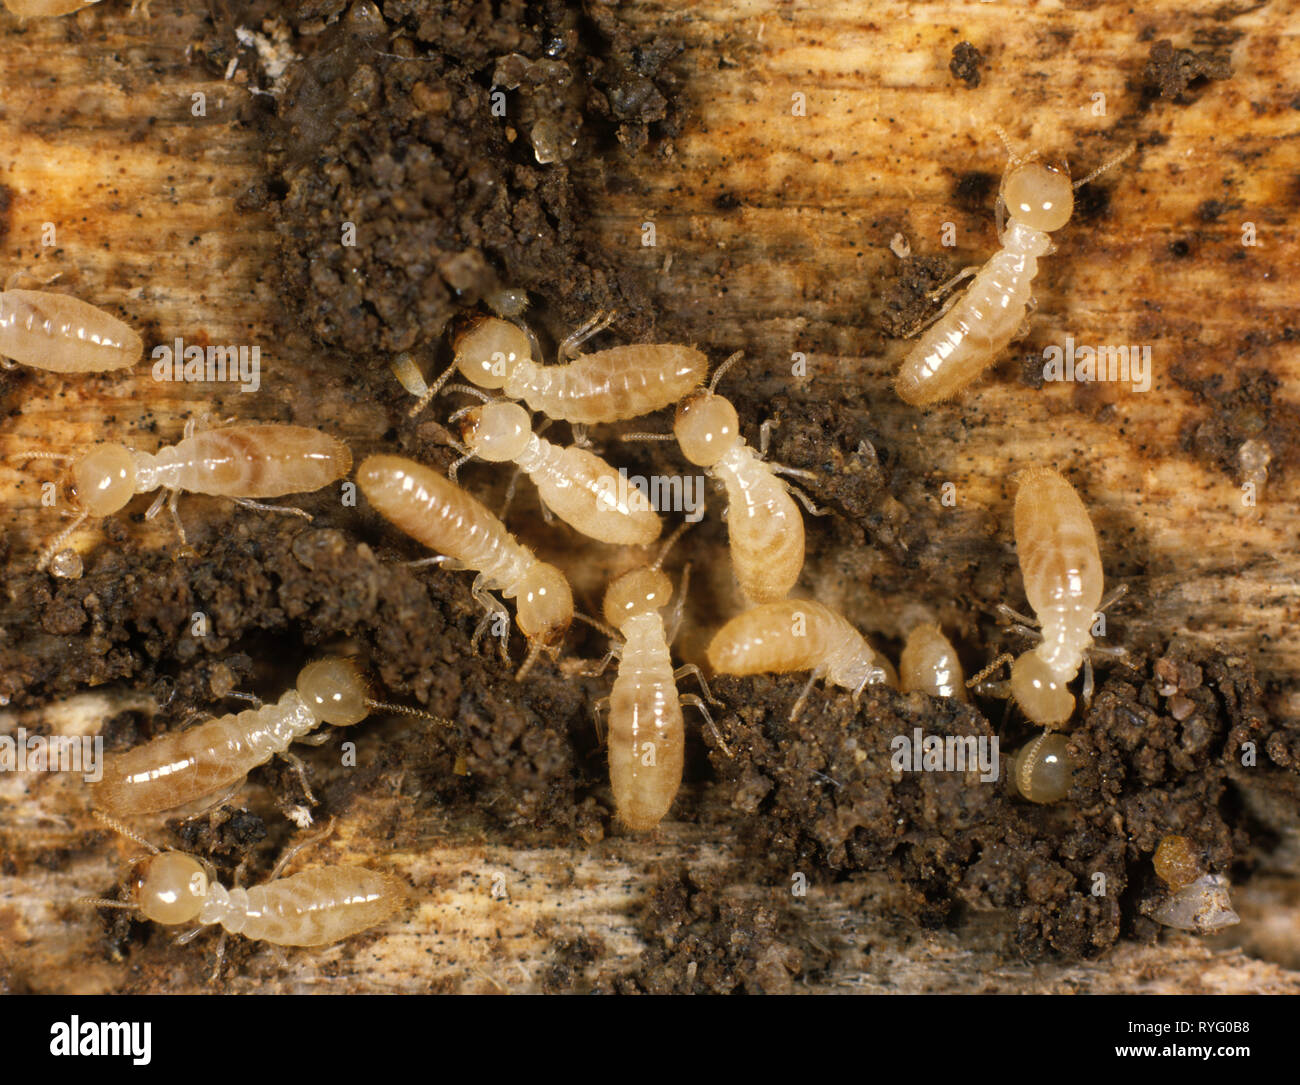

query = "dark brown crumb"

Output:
[[1141, 39, 1232, 103], [876, 254, 957, 339], [949, 41, 983, 89]]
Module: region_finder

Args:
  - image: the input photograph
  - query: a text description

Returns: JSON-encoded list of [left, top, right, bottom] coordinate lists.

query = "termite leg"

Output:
[[223, 690, 264, 709], [0, 356, 16, 370], [405, 554, 453, 569], [758, 419, 778, 457], [1089, 643, 1127, 659], [558, 309, 618, 362], [570, 423, 592, 449], [1081, 656, 1095, 710], [900, 275, 972, 339], [1013, 296, 1040, 340], [673, 663, 722, 708], [591, 696, 610, 744], [1097, 582, 1129, 614], [167, 489, 188, 547], [280, 750, 318, 806], [570, 649, 618, 679], [995, 602, 1039, 630], [537, 497, 555, 526], [230, 497, 313, 522], [177, 779, 247, 822], [496, 466, 524, 520], [783, 480, 831, 517], [681, 694, 732, 758], [469, 577, 511, 661], [3, 269, 61, 290], [788, 670, 823, 723]]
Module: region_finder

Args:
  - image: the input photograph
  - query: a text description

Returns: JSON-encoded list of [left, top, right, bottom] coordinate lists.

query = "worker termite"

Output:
[[1005, 730, 1073, 804], [630, 351, 825, 603], [899, 623, 968, 701], [0, 281, 142, 372], [92, 656, 448, 816], [2, 0, 101, 16], [707, 598, 897, 721], [357, 453, 574, 677], [894, 129, 1135, 405], [10, 420, 352, 571], [84, 813, 409, 974], [578, 526, 722, 831], [407, 310, 708, 425], [970, 467, 1126, 727], [1148, 835, 1240, 934], [447, 389, 662, 546]]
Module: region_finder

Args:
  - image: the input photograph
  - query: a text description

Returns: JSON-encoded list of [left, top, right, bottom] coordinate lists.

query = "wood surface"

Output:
[[1, 0, 1298, 993]]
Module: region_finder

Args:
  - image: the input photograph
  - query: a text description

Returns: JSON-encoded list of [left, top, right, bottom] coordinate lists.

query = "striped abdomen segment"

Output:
[[204, 868, 406, 946], [895, 249, 1038, 406], [514, 345, 708, 424], [708, 599, 849, 676], [0, 289, 142, 372], [357, 454, 530, 588], [714, 446, 804, 602], [522, 437, 661, 546], [609, 615, 683, 831], [92, 692, 316, 815], [1014, 467, 1103, 670], [156, 425, 351, 498]]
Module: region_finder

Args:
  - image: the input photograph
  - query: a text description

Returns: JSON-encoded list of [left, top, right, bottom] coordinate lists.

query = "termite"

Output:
[[1005, 731, 1073, 804], [577, 526, 723, 831], [357, 453, 574, 677], [406, 310, 708, 425], [85, 813, 409, 973], [447, 388, 661, 546], [1148, 834, 1240, 934], [894, 129, 1135, 406], [0, 280, 141, 372], [630, 351, 825, 603], [10, 419, 352, 571], [92, 656, 447, 816], [2, 1, 102, 16], [969, 467, 1125, 727], [706, 598, 897, 721], [899, 623, 968, 701]]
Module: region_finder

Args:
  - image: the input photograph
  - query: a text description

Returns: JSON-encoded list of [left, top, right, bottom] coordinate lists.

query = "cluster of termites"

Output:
[[4, 0, 1237, 963]]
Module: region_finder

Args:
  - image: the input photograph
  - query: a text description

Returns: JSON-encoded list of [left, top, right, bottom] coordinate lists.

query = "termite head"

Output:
[[1007, 731, 1073, 804], [298, 656, 371, 725], [603, 566, 673, 629], [132, 851, 209, 925], [1010, 649, 1074, 726], [68, 443, 137, 516], [516, 561, 574, 650], [457, 401, 531, 462], [674, 391, 739, 467], [453, 316, 531, 391], [1001, 159, 1074, 233]]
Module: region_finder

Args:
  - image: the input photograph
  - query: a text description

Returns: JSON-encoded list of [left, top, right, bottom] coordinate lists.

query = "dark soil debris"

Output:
[[949, 41, 983, 88], [1141, 39, 1232, 103]]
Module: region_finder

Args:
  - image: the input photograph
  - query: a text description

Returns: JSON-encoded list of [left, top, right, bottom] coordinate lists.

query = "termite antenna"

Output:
[[92, 810, 161, 855], [620, 431, 675, 442], [515, 641, 547, 681], [708, 350, 745, 394], [1073, 141, 1137, 190], [991, 123, 1020, 165], [444, 384, 492, 403], [966, 652, 1014, 690], [37, 510, 89, 572], [363, 699, 455, 726], [79, 896, 139, 911], [447, 403, 478, 426], [573, 611, 619, 639], [651, 521, 692, 571], [7, 450, 74, 465], [407, 362, 459, 419]]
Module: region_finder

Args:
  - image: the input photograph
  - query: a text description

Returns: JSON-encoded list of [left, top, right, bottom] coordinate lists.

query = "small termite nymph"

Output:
[[408, 311, 708, 425], [581, 526, 722, 832], [656, 352, 825, 603], [1148, 834, 1240, 934], [706, 598, 897, 721], [85, 814, 409, 972], [1005, 731, 1073, 804], [11, 420, 352, 570], [973, 467, 1126, 727], [894, 129, 1135, 405], [357, 454, 574, 677], [449, 391, 661, 546], [92, 656, 449, 816], [899, 623, 968, 701], [0, 282, 141, 372]]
